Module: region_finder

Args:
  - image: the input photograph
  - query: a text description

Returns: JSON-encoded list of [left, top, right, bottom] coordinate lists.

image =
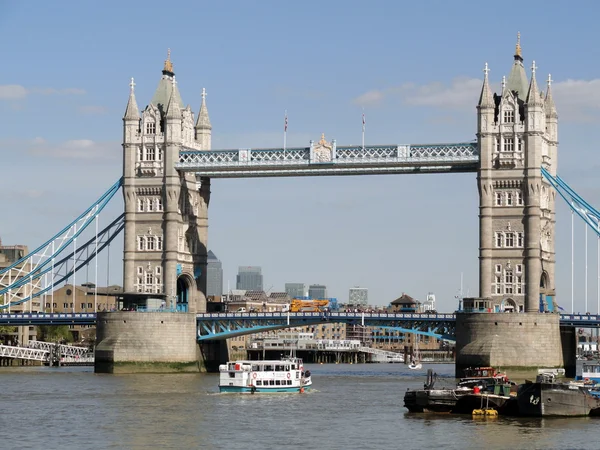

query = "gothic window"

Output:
[[495, 264, 502, 273], [503, 138, 514, 152], [505, 233, 514, 247], [156, 198, 163, 211], [146, 147, 156, 161], [157, 148, 163, 161], [518, 139, 524, 152], [506, 193, 513, 206], [505, 270, 514, 294], [516, 264, 523, 274], [137, 277, 143, 286], [517, 191, 524, 206], [494, 138, 500, 153], [146, 273, 154, 285], [517, 232, 524, 247], [137, 266, 143, 275], [155, 266, 162, 275], [137, 236, 146, 251], [147, 198, 154, 212], [137, 147, 143, 162], [147, 237, 155, 251], [503, 110, 514, 123], [516, 276, 523, 294], [157, 236, 163, 251], [495, 232, 503, 248], [495, 192, 502, 206], [495, 276, 502, 294], [146, 122, 156, 135], [137, 198, 144, 212]]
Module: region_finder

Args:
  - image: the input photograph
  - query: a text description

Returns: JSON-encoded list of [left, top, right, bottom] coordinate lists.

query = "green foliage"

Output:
[[37, 325, 74, 343], [0, 325, 17, 335]]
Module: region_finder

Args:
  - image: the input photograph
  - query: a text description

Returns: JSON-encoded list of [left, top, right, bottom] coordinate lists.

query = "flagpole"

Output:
[[361, 110, 365, 150], [284, 110, 287, 152]]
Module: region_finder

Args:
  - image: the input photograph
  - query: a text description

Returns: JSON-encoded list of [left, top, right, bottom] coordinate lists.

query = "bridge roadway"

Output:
[[0, 312, 598, 341]]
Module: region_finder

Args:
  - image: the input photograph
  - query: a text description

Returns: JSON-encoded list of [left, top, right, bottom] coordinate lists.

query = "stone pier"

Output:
[[455, 313, 564, 376], [95, 312, 200, 373]]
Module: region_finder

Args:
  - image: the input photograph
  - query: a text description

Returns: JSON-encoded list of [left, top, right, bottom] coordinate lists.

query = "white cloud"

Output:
[[0, 84, 28, 99], [27, 138, 120, 160], [0, 84, 86, 100], [352, 90, 384, 107], [352, 77, 600, 122]]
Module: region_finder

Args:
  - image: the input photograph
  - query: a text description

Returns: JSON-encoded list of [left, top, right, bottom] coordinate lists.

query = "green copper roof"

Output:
[[506, 57, 529, 100], [150, 74, 184, 114]]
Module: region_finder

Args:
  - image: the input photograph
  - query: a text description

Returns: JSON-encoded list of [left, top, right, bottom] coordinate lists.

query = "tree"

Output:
[[37, 326, 74, 343]]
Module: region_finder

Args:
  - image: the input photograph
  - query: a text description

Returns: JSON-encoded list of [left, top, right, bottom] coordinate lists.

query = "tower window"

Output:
[[494, 138, 501, 153], [506, 193, 513, 206], [156, 198, 163, 211], [505, 233, 515, 247], [137, 198, 144, 212], [147, 198, 154, 212], [495, 192, 502, 206], [495, 264, 502, 273], [517, 232, 524, 247], [137, 147, 143, 162], [146, 147, 156, 161], [495, 276, 502, 294], [495, 232, 503, 248], [517, 191, 524, 206], [516, 264, 523, 274], [137, 236, 146, 251], [516, 276, 523, 294], [518, 140, 524, 152], [503, 138, 514, 152], [146, 122, 156, 135], [147, 237, 155, 251], [157, 148, 163, 161], [157, 236, 163, 251], [503, 110, 515, 123]]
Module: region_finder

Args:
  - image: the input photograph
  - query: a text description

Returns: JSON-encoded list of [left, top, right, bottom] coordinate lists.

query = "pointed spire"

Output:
[[478, 62, 494, 108], [515, 32, 522, 61], [123, 77, 140, 120], [526, 60, 543, 106], [165, 77, 181, 119], [163, 48, 174, 76], [195, 87, 212, 129], [545, 73, 557, 118]]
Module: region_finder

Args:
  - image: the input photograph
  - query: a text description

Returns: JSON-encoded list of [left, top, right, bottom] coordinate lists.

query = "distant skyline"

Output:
[[2, 1, 600, 311]]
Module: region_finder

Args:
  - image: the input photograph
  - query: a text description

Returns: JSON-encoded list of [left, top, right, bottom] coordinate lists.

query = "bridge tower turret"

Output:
[[476, 34, 557, 314], [119, 50, 209, 313], [457, 35, 564, 377]]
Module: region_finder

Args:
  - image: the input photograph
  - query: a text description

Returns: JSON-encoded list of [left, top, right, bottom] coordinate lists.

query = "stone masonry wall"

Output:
[[455, 312, 563, 376], [95, 311, 199, 373]]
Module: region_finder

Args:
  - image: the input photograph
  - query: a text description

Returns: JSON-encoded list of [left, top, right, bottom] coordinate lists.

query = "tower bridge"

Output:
[[2, 36, 599, 375]]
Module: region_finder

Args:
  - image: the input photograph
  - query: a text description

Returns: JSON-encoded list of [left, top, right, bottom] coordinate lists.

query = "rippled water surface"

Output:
[[1, 363, 599, 449]]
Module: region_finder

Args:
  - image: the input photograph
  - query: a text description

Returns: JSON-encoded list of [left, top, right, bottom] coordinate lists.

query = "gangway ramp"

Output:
[[358, 346, 404, 363]]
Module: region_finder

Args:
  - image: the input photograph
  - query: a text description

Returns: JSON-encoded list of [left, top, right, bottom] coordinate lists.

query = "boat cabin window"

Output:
[[269, 380, 275, 386], [276, 380, 281, 385], [285, 365, 290, 371], [264, 365, 274, 371], [291, 364, 296, 370], [275, 365, 285, 371], [256, 380, 262, 386], [252, 364, 259, 371]]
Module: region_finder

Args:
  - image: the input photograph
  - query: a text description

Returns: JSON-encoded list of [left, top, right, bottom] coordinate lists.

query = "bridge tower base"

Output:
[[455, 313, 565, 377], [95, 312, 200, 373]]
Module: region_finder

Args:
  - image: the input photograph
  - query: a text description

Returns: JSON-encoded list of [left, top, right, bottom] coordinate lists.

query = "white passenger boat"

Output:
[[576, 361, 600, 384], [219, 356, 312, 394]]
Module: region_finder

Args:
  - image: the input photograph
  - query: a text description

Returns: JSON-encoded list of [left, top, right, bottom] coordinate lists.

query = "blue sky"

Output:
[[1, 1, 600, 311]]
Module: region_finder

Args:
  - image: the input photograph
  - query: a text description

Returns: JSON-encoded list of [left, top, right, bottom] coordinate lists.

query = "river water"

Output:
[[1, 363, 598, 450]]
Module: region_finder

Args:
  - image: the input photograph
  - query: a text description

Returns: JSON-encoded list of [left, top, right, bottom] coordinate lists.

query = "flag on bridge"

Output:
[[361, 111, 366, 149], [284, 111, 288, 150]]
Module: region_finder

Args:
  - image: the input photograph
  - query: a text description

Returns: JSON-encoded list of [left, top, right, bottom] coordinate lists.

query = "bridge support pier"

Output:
[[455, 313, 564, 377], [95, 312, 200, 373]]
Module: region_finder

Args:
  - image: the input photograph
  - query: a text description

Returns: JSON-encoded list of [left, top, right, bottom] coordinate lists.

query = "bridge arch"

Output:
[[177, 274, 194, 312], [502, 298, 516, 313]]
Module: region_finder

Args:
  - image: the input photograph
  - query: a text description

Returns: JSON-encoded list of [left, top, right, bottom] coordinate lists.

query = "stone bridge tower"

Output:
[[456, 36, 564, 375], [477, 34, 557, 314], [121, 51, 212, 313]]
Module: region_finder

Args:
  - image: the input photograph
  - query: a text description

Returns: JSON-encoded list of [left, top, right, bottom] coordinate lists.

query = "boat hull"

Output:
[[219, 384, 311, 394], [517, 382, 600, 417], [404, 389, 468, 413]]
